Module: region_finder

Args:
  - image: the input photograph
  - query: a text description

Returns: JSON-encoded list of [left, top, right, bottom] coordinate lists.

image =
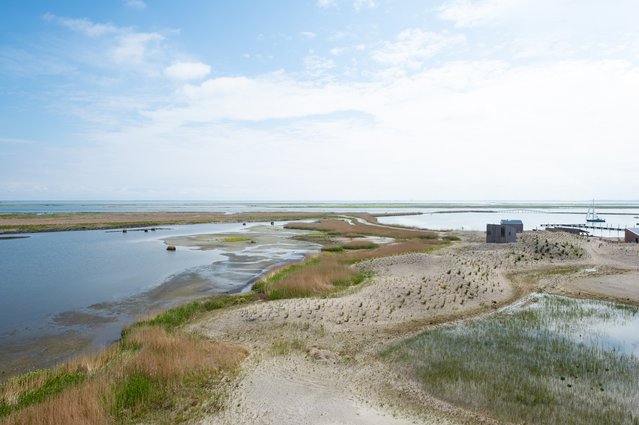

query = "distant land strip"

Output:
[[0, 211, 421, 234]]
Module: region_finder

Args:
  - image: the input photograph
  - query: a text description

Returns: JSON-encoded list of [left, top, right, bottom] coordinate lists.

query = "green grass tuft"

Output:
[[114, 373, 161, 416], [222, 236, 252, 243], [134, 293, 257, 332]]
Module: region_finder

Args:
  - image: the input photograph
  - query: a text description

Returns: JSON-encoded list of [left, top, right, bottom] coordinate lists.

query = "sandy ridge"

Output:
[[188, 229, 639, 425]]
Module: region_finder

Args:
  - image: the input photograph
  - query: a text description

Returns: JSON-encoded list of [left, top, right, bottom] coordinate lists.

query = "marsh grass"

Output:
[[285, 219, 437, 239], [0, 211, 337, 234], [1, 307, 248, 424], [256, 232, 448, 300], [385, 295, 639, 425], [341, 240, 379, 250], [139, 292, 257, 331], [256, 255, 362, 299]]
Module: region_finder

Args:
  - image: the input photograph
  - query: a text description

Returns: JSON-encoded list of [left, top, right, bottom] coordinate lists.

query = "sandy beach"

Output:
[[184, 229, 639, 425]]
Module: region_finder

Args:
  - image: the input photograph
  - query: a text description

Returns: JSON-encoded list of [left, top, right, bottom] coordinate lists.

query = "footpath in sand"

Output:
[[189, 230, 639, 425]]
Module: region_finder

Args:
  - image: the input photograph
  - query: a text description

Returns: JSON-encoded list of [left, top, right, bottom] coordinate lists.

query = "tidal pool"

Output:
[[387, 294, 639, 425]]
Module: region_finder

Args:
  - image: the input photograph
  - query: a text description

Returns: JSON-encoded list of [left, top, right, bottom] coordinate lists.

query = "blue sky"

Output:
[[1, 0, 638, 200]]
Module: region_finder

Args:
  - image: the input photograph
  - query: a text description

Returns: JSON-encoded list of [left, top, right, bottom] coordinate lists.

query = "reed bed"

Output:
[[1, 317, 247, 424], [385, 294, 639, 425]]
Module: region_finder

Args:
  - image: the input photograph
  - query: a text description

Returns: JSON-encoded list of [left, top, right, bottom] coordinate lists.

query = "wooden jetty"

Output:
[[541, 223, 626, 232]]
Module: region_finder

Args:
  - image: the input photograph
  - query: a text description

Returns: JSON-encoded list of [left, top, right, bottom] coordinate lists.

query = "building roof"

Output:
[[501, 219, 523, 225], [627, 228, 639, 235]]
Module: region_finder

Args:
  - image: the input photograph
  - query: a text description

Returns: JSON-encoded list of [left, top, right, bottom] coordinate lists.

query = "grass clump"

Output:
[[114, 373, 159, 417], [1, 301, 250, 424], [385, 294, 639, 425], [0, 368, 87, 418], [258, 255, 363, 300], [341, 240, 379, 250], [270, 338, 308, 356], [222, 236, 251, 243], [140, 293, 257, 331]]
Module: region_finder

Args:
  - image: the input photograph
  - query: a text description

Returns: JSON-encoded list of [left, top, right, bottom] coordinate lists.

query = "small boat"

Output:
[[586, 200, 605, 223]]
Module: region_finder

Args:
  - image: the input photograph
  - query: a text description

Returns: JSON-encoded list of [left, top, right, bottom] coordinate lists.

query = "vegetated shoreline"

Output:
[[0, 211, 421, 234], [2, 216, 639, 424]]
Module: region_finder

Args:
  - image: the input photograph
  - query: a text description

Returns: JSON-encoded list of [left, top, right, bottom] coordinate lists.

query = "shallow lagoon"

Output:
[[0, 222, 319, 377]]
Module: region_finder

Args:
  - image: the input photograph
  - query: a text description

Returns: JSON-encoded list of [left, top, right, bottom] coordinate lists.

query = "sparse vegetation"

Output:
[[256, 235, 448, 300], [385, 294, 639, 425]]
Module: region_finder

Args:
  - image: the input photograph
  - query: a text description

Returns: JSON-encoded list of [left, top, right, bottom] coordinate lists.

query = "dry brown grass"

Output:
[[268, 256, 357, 297], [285, 219, 436, 239], [343, 240, 445, 262], [123, 326, 247, 379], [2, 326, 248, 424], [4, 380, 111, 425]]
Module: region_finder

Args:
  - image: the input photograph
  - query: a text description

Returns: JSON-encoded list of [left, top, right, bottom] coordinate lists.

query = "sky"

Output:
[[1, 0, 638, 201]]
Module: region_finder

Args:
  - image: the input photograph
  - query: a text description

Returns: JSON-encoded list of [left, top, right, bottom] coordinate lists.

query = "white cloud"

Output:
[[94, 58, 635, 200], [43, 13, 167, 72], [437, 0, 523, 27], [300, 31, 317, 39], [164, 61, 211, 80], [353, 0, 378, 10], [437, 0, 639, 63], [304, 54, 336, 78], [316, 0, 378, 10], [124, 0, 147, 9], [317, 0, 337, 8], [371, 29, 465, 69], [111, 32, 164, 65], [13, 3, 639, 199], [10, 59, 639, 200], [43, 13, 119, 37]]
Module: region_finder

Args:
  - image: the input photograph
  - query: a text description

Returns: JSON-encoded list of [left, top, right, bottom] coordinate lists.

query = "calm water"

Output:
[[2, 200, 639, 215], [505, 294, 639, 356], [377, 208, 639, 236], [0, 221, 318, 377]]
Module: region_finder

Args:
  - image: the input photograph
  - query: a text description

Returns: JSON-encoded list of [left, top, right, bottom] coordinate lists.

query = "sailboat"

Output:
[[586, 200, 605, 223]]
